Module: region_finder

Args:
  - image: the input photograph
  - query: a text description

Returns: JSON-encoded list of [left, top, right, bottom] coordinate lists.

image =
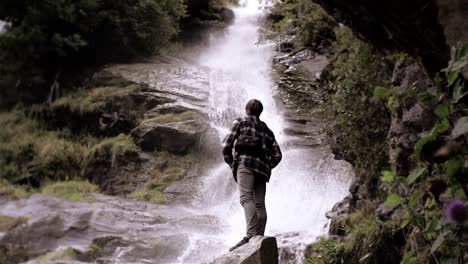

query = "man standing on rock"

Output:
[[222, 99, 282, 252]]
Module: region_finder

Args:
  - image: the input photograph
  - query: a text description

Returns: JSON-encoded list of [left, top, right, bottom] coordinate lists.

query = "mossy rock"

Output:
[[132, 111, 209, 154], [38, 85, 163, 137]]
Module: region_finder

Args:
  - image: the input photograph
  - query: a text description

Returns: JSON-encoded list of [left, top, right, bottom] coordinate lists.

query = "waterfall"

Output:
[[182, 1, 354, 263]]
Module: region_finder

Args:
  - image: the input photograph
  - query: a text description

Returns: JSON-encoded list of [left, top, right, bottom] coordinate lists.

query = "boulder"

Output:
[[211, 236, 278, 264], [131, 119, 209, 154]]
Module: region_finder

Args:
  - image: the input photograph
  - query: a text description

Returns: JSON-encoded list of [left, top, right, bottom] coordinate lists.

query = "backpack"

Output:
[[234, 120, 266, 156]]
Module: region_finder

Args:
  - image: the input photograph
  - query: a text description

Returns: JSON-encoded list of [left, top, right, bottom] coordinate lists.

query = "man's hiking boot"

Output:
[[229, 237, 250, 252]]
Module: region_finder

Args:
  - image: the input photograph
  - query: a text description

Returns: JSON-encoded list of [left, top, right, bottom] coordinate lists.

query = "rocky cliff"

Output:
[[265, 0, 468, 263]]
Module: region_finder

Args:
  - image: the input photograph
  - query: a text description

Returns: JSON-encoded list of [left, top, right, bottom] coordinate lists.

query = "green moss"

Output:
[[142, 111, 200, 124], [0, 215, 28, 232], [51, 85, 139, 113], [41, 180, 98, 202], [36, 248, 77, 263]]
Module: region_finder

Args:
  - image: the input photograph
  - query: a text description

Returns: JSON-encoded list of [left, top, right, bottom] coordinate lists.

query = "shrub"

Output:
[[0, 110, 89, 184]]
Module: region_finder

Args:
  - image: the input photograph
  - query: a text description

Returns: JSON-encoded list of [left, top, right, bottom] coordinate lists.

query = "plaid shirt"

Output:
[[222, 115, 282, 182]]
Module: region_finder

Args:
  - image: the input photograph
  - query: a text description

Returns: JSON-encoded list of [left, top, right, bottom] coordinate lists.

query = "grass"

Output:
[[51, 85, 139, 113], [142, 111, 200, 124], [41, 180, 98, 202], [127, 152, 197, 203], [36, 248, 77, 263], [0, 181, 31, 200], [0, 215, 28, 232], [0, 110, 89, 183], [89, 134, 139, 158], [341, 211, 382, 260]]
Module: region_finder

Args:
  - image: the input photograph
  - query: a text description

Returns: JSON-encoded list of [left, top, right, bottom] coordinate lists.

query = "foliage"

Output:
[[305, 237, 340, 264], [329, 26, 394, 181], [41, 180, 98, 202], [0, 110, 89, 184], [376, 43, 468, 263], [0, 215, 28, 232], [262, 0, 336, 50], [0, 0, 186, 84]]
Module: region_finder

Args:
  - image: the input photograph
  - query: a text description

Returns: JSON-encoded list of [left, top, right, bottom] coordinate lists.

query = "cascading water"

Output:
[[178, 1, 354, 263]]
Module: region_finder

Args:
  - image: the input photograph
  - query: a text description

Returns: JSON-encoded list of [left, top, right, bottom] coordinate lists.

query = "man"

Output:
[[222, 99, 282, 252]]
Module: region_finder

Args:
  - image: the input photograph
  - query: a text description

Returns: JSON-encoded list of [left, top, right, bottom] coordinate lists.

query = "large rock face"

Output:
[[0, 194, 226, 263], [313, 0, 450, 76], [211, 236, 279, 264]]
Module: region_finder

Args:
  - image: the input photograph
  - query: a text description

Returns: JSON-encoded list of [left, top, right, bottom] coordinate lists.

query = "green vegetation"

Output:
[[41, 180, 98, 202], [36, 248, 77, 263], [0, 0, 186, 88], [142, 111, 201, 124], [51, 85, 139, 114], [263, 0, 336, 50], [306, 43, 468, 264], [89, 134, 140, 160], [0, 110, 89, 184], [0, 215, 28, 232], [127, 152, 197, 203], [329, 26, 394, 182], [0, 180, 31, 200]]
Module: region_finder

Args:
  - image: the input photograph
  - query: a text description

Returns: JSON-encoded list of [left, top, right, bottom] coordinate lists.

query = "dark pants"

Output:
[[237, 163, 267, 238]]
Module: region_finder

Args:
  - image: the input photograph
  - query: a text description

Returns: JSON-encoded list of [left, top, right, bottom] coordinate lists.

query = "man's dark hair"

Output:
[[245, 99, 263, 117]]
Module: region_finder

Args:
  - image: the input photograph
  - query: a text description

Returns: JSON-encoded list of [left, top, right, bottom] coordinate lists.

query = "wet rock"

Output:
[[131, 119, 209, 154], [211, 236, 278, 264], [84, 152, 163, 195], [278, 35, 297, 52], [325, 196, 351, 219]]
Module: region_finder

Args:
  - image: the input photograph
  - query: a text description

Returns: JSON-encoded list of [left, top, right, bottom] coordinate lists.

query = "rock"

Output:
[[325, 196, 351, 219], [89, 69, 137, 88], [278, 35, 297, 52], [376, 202, 399, 220], [388, 59, 436, 176], [131, 118, 209, 154], [436, 0, 468, 80], [84, 152, 163, 196], [313, 0, 450, 76], [211, 236, 278, 264]]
